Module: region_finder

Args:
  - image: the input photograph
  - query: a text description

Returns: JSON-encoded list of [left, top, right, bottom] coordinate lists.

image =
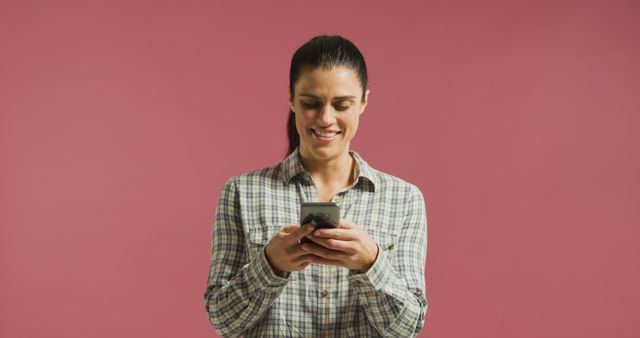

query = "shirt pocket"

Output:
[[246, 225, 282, 259]]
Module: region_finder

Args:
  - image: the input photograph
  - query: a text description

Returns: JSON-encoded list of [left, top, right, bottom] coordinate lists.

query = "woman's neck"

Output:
[[299, 149, 355, 189]]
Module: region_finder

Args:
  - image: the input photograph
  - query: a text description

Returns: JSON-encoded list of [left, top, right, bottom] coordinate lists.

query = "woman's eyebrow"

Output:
[[299, 93, 357, 100]]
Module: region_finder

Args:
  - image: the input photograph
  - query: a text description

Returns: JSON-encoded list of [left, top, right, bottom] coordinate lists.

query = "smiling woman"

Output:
[[286, 37, 370, 159], [204, 35, 429, 338], [290, 65, 368, 162]]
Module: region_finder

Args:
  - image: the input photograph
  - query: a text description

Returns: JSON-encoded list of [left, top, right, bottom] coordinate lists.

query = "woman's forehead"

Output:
[[295, 66, 361, 97]]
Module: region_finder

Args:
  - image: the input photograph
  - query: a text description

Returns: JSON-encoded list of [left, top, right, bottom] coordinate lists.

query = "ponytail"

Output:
[[286, 110, 299, 157]]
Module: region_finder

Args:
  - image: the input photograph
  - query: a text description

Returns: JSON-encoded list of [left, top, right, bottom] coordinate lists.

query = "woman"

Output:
[[204, 35, 428, 337]]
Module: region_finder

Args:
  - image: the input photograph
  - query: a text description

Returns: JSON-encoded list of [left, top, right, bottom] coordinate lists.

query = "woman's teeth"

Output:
[[312, 129, 339, 138]]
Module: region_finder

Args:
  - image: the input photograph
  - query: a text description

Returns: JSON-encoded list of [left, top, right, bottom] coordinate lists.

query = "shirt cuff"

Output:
[[347, 243, 393, 296], [244, 245, 290, 292]]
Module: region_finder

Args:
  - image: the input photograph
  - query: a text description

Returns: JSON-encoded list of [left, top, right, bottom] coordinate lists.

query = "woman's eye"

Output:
[[301, 102, 350, 111]]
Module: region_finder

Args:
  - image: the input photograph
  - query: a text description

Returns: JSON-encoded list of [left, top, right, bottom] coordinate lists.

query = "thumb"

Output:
[[292, 223, 315, 242], [281, 225, 299, 234]]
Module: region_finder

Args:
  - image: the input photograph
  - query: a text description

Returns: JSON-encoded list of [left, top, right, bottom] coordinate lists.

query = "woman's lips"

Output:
[[311, 128, 340, 142]]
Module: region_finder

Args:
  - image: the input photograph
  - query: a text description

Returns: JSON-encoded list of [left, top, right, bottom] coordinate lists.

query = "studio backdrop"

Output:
[[1, 0, 638, 337]]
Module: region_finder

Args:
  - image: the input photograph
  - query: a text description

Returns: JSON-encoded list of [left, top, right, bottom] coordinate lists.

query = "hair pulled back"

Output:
[[286, 35, 368, 157]]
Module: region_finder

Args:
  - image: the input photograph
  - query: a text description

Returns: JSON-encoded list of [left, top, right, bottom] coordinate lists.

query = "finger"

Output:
[[281, 225, 300, 234], [297, 261, 311, 270], [289, 223, 315, 243], [305, 232, 358, 254], [300, 241, 348, 261], [312, 228, 359, 241], [289, 238, 325, 258], [293, 253, 317, 265]]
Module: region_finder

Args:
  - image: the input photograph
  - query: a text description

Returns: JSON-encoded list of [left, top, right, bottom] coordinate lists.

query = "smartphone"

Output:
[[299, 202, 340, 244]]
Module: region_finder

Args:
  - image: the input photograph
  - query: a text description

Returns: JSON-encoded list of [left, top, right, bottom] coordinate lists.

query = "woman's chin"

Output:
[[307, 145, 347, 160]]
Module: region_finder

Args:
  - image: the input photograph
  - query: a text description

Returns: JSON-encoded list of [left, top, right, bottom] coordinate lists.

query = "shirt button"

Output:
[[321, 289, 328, 298], [331, 195, 341, 205]]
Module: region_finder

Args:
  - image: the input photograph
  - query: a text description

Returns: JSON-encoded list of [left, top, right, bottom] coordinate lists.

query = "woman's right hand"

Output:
[[264, 224, 316, 275]]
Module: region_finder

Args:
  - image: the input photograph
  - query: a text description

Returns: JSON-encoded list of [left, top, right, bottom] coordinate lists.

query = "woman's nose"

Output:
[[317, 104, 336, 124]]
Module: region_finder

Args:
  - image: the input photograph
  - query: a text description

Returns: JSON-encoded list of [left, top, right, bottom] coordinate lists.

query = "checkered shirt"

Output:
[[204, 146, 428, 337]]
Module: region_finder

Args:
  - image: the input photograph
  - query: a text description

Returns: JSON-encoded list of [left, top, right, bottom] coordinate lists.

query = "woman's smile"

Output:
[[311, 128, 341, 143]]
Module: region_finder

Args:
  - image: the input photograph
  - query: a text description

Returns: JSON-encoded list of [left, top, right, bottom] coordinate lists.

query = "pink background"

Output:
[[1, 0, 639, 337]]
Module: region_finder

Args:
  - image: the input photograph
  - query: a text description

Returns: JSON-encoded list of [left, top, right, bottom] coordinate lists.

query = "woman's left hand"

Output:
[[301, 218, 379, 273]]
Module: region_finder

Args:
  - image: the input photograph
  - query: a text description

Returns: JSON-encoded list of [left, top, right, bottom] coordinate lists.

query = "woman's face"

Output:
[[289, 66, 369, 161]]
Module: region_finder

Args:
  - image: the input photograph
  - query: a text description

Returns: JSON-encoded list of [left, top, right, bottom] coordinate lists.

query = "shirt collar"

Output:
[[281, 146, 378, 190]]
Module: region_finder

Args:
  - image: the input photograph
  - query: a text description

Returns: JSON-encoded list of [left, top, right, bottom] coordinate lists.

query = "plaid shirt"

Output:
[[204, 147, 428, 337]]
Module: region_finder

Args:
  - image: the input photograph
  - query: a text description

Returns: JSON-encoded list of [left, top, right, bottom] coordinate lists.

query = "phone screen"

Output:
[[299, 202, 340, 244]]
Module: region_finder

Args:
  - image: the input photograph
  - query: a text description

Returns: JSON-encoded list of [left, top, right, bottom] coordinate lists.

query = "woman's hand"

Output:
[[301, 218, 379, 273], [264, 224, 317, 276]]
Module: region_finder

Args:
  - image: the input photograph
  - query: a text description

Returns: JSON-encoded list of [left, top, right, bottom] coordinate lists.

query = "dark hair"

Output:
[[286, 35, 369, 157]]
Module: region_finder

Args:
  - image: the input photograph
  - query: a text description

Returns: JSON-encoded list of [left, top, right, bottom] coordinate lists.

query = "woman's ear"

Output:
[[288, 88, 295, 112], [360, 89, 370, 114]]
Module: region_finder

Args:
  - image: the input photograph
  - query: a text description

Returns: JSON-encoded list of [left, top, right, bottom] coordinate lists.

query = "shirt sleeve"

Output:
[[347, 184, 429, 337], [203, 177, 290, 338]]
